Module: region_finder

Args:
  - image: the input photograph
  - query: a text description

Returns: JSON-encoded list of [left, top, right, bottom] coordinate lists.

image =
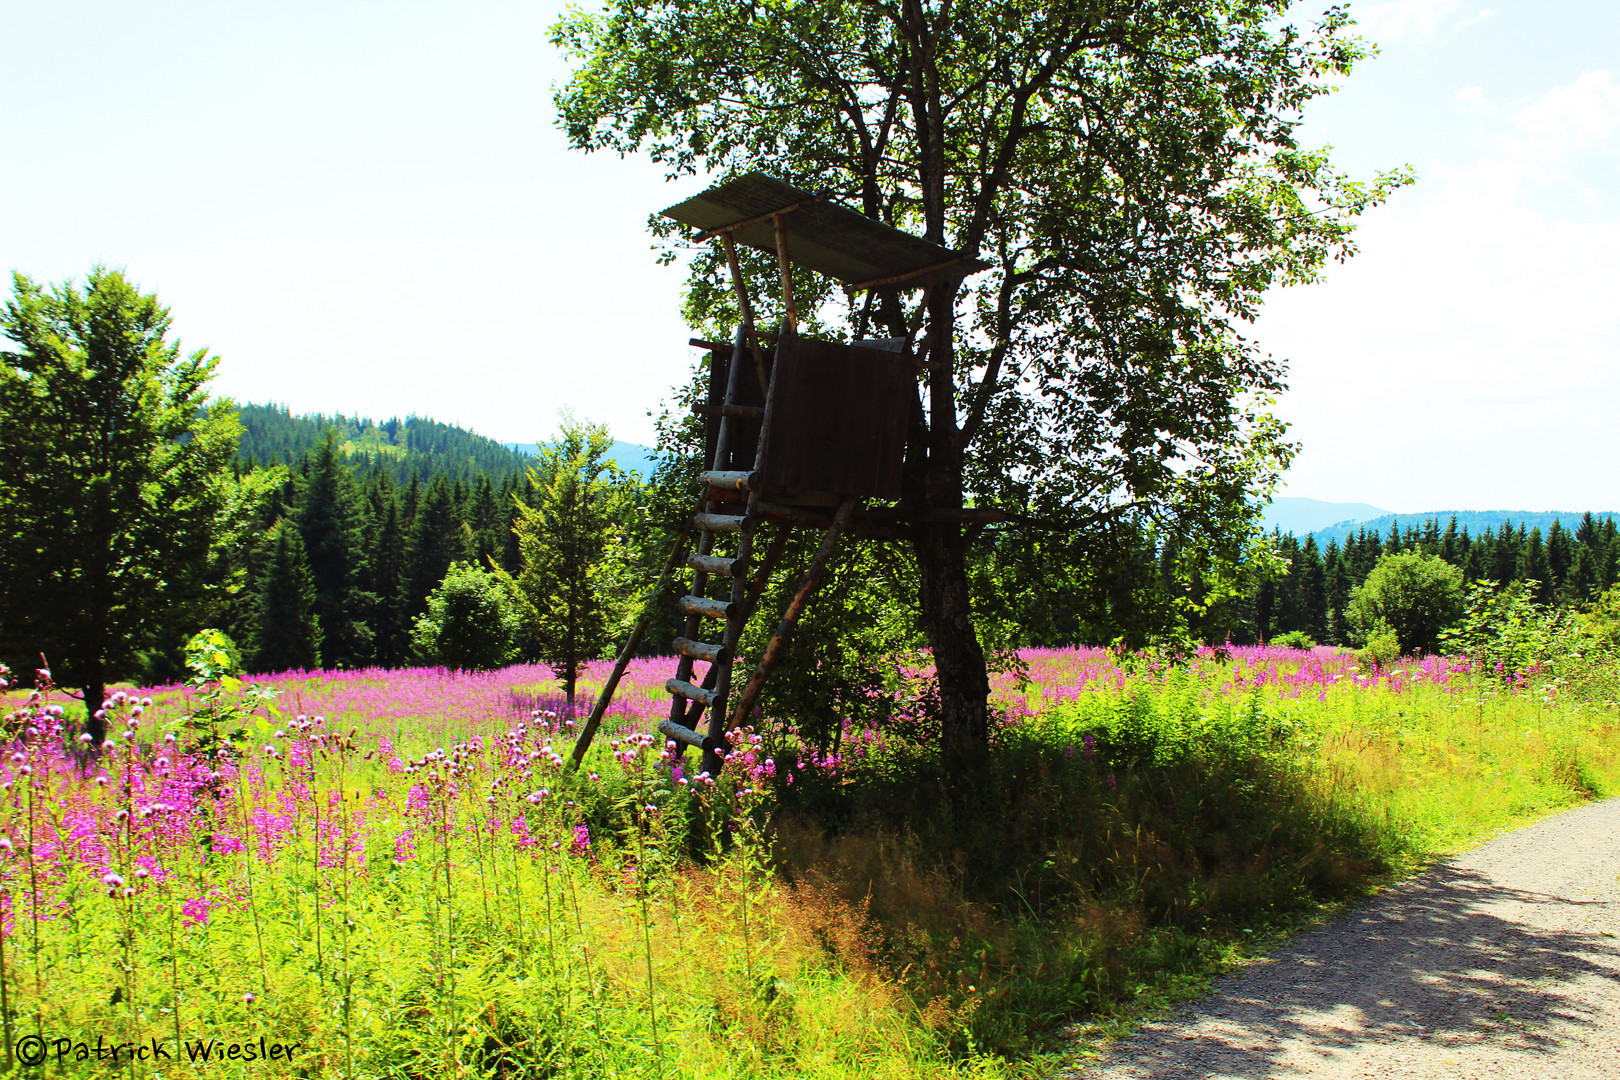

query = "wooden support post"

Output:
[[721, 232, 771, 399], [723, 498, 856, 737], [773, 212, 796, 334], [570, 500, 701, 768]]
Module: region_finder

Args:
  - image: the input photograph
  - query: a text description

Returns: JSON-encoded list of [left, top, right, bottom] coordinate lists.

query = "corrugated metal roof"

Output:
[[662, 172, 989, 290]]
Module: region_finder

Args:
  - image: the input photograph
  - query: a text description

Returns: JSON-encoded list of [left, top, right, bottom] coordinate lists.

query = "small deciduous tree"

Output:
[[1344, 552, 1465, 657], [410, 561, 524, 671], [509, 416, 633, 707]]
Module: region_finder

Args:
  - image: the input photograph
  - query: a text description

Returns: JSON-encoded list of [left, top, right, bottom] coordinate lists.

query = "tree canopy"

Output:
[[0, 268, 251, 737], [553, 0, 1406, 766], [509, 416, 634, 706]]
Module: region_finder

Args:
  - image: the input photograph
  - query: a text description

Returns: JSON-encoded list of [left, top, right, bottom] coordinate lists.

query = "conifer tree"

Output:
[[0, 269, 247, 737], [1492, 522, 1519, 584], [1324, 539, 1349, 643], [1519, 527, 1553, 604], [467, 474, 504, 568], [298, 435, 376, 667], [510, 416, 632, 707], [251, 522, 323, 673], [401, 472, 422, 531], [1546, 519, 1573, 597], [1363, 529, 1384, 574], [371, 498, 409, 665], [1297, 534, 1328, 640], [403, 476, 467, 619]]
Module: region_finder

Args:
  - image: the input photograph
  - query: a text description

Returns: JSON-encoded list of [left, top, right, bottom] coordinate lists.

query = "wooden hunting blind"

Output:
[[570, 172, 990, 774]]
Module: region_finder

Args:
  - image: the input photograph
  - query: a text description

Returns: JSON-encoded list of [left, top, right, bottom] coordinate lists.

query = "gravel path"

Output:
[[1066, 796, 1620, 1080]]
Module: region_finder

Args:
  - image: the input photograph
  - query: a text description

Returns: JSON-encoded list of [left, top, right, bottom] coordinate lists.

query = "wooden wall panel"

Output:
[[760, 337, 910, 500]]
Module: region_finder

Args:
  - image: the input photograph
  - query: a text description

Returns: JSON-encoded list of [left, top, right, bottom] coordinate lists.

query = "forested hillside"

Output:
[[236, 403, 532, 484], [1308, 510, 1619, 549], [1244, 513, 1620, 645]]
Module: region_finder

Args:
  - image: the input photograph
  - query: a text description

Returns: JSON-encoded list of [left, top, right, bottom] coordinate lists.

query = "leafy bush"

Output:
[[1579, 583, 1620, 652], [1270, 629, 1316, 649], [1442, 580, 1584, 681], [411, 561, 525, 671], [1355, 619, 1401, 670], [1344, 551, 1465, 655]]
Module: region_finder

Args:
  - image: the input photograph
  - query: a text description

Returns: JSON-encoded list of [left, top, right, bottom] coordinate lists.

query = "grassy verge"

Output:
[[1, 650, 1616, 1076]]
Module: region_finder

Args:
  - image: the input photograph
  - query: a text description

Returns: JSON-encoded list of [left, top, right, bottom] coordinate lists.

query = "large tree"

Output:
[[0, 268, 245, 738], [553, 0, 1404, 768]]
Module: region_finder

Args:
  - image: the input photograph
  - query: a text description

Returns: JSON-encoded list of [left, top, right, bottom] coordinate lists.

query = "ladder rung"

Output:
[[687, 553, 738, 577], [665, 679, 719, 707], [672, 636, 726, 662], [679, 595, 732, 620], [700, 470, 759, 492], [657, 719, 732, 757], [694, 513, 746, 533], [692, 403, 765, 420]]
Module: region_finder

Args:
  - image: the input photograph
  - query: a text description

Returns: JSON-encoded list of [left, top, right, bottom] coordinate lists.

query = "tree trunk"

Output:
[[915, 519, 990, 772], [83, 667, 106, 746], [912, 283, 991, 773]]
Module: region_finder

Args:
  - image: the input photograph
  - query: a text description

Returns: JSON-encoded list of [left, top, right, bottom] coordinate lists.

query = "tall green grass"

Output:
[[7, 654, 1617, 1077]]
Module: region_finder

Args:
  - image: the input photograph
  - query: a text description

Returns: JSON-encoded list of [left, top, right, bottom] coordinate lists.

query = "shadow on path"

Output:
[[1070, 816, 1620, 1078]]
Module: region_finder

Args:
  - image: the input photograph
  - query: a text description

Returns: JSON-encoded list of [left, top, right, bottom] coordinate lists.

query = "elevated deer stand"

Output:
[[569, 173, 988, 775]]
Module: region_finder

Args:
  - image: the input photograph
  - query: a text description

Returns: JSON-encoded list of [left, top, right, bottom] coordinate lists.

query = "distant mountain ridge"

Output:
[[1259, 497, 1390, 536], [502, 441, 661, 478], [1305, 510, 1620, 548]]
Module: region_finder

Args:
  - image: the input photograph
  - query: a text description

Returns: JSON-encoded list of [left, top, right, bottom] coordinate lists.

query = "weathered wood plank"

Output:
[[692, 403, 765, 420], [700, 470, 759, 492], [679, 595, 732, 620], [756, 337, 911, 501], [672, 636, 726, 663], [657, 719, 732, 759], [686, 553, 738, 577], [665, 679, 719, 707], [694, 513, 747, 533]]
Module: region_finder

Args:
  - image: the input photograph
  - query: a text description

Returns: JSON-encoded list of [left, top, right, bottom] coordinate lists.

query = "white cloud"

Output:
[[1499, 69, 1620, 162], [1356, 0, 1467, 42], [1261, 70, 1620, 511], [1454, 84, 1491, 115]]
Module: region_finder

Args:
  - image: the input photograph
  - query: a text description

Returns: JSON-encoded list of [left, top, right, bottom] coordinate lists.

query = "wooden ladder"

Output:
[[568, 327, 856, 775]]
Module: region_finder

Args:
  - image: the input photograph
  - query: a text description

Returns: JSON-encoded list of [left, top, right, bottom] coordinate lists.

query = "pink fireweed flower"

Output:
[[181, 896, 212, 926]]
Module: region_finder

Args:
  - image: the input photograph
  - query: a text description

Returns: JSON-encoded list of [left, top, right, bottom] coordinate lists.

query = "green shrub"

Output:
[[1355, 619, 1401, 670], [1270, 629, 1316, 649], [1344, 551, 1464, 655], [411, 561, 525, 671]]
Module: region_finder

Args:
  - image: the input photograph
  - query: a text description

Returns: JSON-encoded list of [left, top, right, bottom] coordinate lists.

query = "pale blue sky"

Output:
[[2, 0, 1615, 513]]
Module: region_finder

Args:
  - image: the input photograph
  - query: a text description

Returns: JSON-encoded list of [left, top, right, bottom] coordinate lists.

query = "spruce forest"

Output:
[[219, 407, 1620, 680]]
